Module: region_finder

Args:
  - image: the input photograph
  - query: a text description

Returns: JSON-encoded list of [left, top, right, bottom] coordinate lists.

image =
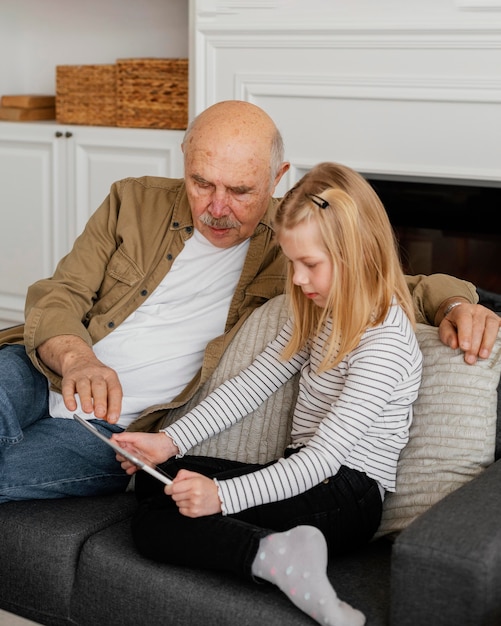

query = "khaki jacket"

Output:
[[0, 176, 478, 432]]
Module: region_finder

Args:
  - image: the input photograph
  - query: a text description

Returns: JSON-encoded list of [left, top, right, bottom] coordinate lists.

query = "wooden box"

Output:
[[56, 64, 117, 126], [116, 58, 188, 130]]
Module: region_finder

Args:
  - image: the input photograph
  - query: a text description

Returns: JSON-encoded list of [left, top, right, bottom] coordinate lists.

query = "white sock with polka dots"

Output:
[[251, 526, 365, 626]]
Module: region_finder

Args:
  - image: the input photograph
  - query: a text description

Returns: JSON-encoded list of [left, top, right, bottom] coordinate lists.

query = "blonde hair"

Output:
[[274, 162, 415, 371]]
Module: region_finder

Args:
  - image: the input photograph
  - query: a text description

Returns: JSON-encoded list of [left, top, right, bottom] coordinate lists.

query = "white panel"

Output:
[[457, 0, 501, 9], [0, 132, 59, 324], [235, 74, 501, 184], [191, 10, 501, 183], [71, 127, 185, 236]]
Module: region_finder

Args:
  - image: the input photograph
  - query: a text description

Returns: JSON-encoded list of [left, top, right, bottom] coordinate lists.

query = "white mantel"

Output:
[[190, 0, 501, 194]]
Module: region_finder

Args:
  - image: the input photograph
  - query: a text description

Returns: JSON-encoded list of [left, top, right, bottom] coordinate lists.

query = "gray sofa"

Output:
[[1, 293, 501, 626]]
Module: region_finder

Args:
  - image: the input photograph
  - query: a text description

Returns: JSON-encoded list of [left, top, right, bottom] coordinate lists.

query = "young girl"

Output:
[[114, 162, 423, 626]]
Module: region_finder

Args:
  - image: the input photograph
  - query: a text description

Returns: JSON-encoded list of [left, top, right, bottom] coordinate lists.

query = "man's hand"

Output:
[[37, 334, 123, 423], [165, 470, 222, 517], [437, 300, 501, 364], [112, 431, 177, 474]]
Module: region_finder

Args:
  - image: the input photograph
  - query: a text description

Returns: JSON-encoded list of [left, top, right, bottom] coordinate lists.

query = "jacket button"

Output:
[[108, 321, 115, 328], [172, 221, 179, 228], [141, 289, 148, 296], [185, 226, 192, 233], [167, 253, 173, 260]]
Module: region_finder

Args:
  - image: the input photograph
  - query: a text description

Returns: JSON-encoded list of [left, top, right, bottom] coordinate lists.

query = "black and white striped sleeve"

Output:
[[162, 319, 306, 455]]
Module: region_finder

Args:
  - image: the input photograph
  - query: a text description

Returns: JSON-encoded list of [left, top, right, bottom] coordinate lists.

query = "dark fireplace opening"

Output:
[[366, 176, 501, 306]]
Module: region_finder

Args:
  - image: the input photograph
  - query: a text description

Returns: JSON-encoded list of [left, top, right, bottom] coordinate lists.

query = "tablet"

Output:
[[73, 414, 173, 485]]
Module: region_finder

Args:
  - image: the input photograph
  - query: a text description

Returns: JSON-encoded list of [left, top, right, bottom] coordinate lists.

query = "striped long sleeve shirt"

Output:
[[163, 304, 423, 516]]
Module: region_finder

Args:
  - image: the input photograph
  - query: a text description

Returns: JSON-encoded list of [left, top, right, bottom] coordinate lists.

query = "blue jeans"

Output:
[[0, 344, 130, 502], [132, 455, 383, 579]]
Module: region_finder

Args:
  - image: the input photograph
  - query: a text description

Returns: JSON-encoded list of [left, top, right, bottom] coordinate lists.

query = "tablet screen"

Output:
[[73, 414, 173, 485]]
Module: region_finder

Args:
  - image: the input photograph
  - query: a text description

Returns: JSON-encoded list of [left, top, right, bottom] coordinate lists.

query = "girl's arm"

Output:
[[163, 318, 306, 455]]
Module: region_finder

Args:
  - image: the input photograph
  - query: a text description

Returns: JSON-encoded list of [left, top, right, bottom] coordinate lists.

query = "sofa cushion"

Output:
[[391, 458, 501, 625], [377, 325, 501, 538], [0, 493, 136, 626], [161, 295, 295, 464], [71, 517, 392, 626]]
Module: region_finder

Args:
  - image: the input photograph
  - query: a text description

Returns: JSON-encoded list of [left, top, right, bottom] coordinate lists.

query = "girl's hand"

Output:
[[111, 431, 178, 475], [166, 469, 222, 517]]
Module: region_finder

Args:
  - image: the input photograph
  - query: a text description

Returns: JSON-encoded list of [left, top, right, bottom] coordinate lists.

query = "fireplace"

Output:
[[365, 177, 501, 300]]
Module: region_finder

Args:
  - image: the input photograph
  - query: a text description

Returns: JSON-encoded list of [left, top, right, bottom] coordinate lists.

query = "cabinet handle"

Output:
[[55, 131, 63, 137], [65, 131, 73, 138]]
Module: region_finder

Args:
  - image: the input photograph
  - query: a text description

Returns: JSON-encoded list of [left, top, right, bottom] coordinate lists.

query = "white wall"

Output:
[[2, 0, 500, 187], [191, 0, 501, 192], [0, 0, 189, 95]]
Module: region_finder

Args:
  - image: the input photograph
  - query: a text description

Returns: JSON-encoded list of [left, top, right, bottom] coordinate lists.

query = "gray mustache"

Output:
[[199, 212, 241, 229]]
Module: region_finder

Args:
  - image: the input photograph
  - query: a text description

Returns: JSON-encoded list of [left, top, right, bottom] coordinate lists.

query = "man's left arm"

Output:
[[405, 273, 501, 364], [435, 297, 500, 365]]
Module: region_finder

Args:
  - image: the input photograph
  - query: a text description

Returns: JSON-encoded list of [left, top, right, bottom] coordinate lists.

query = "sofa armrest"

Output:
[[390, 459, 501, 626]]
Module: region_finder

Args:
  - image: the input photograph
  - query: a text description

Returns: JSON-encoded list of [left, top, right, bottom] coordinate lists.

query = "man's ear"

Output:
[[273, 161, 291, 191]]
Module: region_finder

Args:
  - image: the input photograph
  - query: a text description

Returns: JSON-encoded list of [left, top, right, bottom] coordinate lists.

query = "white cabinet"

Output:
[[0, 122, 185, 328], [68, 125, 185, 236]]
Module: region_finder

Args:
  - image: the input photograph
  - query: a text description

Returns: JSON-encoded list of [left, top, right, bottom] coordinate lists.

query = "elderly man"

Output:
[[0, 100, 498, 502]]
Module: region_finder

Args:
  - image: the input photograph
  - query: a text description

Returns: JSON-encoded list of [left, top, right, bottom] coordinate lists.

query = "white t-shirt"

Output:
[[49, 228, 250, 427]]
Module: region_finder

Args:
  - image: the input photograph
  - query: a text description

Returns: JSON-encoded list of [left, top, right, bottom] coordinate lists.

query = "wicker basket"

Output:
[[116, 58, 188, 130], [56, 64, 117, 126]]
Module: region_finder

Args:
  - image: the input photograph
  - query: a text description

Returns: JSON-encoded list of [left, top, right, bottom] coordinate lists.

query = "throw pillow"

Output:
[[161, 295, 295, 464], [376, 324, 501, 538]]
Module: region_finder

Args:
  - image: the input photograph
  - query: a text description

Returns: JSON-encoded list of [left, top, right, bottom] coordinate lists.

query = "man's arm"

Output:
[[404, 273, 478, 324], [435, 298, 501, 365], [23, 184, 124, 384], [23, 180, 134, 415], [405, 274, 500, 364]]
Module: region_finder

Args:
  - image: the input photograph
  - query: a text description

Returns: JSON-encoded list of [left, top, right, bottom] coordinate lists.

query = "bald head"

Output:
[[185, 100, 275, 134], [183, 101, 285, 187], [182, 101, 289, 249]]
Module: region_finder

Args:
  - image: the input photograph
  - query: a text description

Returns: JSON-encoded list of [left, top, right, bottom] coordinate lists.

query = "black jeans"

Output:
[[132, 455, 383, 580]]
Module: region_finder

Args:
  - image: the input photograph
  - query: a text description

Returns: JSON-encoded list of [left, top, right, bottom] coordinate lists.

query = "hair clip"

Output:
[[307, 194, 329, 209]]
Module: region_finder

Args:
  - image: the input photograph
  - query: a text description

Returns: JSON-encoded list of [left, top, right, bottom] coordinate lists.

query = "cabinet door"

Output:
[[69, 126, 185, 238], [0, 123, 69, 327]]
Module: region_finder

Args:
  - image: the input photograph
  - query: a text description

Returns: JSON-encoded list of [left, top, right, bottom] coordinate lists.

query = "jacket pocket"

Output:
[[88, 246, 145, 319]]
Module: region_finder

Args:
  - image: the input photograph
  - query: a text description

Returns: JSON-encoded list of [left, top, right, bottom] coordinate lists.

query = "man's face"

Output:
[[184, 141, 275, 249]]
